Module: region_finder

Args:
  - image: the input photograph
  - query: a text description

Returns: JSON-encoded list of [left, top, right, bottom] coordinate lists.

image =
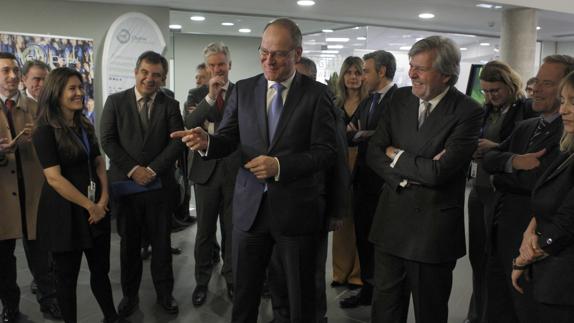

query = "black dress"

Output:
[[33, 123, 110, 253]]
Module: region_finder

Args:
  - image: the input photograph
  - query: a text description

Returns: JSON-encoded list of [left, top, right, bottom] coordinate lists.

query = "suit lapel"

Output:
[[269, 73, 303, 151], [254, 76, 270, 148], [544, 153, 574, 183]]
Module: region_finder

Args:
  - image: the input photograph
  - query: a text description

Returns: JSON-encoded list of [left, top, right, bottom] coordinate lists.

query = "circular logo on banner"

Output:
[[116, 29, 131, 44]]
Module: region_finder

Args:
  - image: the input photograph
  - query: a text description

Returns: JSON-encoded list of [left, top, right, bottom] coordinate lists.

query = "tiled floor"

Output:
[[13, 189, 473, 323]]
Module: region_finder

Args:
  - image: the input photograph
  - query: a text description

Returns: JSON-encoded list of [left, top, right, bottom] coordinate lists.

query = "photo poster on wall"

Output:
[[0, 31, 95, 123]]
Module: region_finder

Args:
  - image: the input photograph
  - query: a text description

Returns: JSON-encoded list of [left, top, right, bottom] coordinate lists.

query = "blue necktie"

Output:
[[268, 83, 285, 141], [367, 92, 381, 127]]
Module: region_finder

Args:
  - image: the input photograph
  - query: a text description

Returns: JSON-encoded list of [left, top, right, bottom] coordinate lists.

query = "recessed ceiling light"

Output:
[[418, 13, 435, 19], [476, 3, 493, 9], [297, 0, 315, 6], [190, 16, 205, 21], [321, 50, 339, 54], [327, 45, 344, 49], [536, 26, 541, 30], [322, 29, 334, 33], [238, 28, 251, 33], [480, 42, 490, 46], [356, 36, 367, 41], [221, 22, 235, 26], [399, 46, 412, 50], [354, 26, 360, 30], [494, 5, 503, 9], [320, 54, 336, 58], [493, 48, 500, 52], [460, 47, 468, 51], [326, 37, 349, 42], [169, 24, 182, 30], [416, 37, 424, 41]]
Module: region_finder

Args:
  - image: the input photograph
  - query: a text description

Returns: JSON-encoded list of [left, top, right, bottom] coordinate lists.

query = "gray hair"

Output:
[[263, 17, 302, 48], [409, 36, 461, 86], [543, 54, 574, 78], [363, 50, 396, 80], [297, 56, 317, 80], [203, 42, 231, 63]]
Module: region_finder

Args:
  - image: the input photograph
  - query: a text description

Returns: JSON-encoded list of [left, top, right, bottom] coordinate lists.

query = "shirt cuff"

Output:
[[146, 167, 156, 177], [399, 179, 409, 187], [274, 157, 281, 181], [505, 155, 515, 173], [205, 94, 216, 106], [127, 166, 139, 178], [197, 135, 210, 157], [390, 150, 405, 168]]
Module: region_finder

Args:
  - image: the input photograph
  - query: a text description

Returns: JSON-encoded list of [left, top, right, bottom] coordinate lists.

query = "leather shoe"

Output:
[[30, 280, 38, 294], [40, 299, 63, 320], [227, 283, 234, 300], [339, 289, 372, 308], [157, 296, 179, 314], [1, 308, 19, 323], [117, 296, 139, 317], [192, 285, 208, 306], [103, 316, 131, 323]]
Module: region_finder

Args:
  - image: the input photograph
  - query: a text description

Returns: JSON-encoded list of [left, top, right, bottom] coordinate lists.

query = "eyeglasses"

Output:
[[481, 88, 501, 95], [258, 46, 295, 59]]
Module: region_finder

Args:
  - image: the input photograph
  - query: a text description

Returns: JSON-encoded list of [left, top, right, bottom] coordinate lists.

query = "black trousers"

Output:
[[51, 234, 117, 323], [352, 182, 378, 293], [269, 229, 328, 323], [193, 163, 234, 286], [537, 302, 574, 323], [0, 239, 19, 310], [232, 195, 319, 323], [466, 186, 494, 323], [117, 189, 174, 299], [372, 248, 456, 323]]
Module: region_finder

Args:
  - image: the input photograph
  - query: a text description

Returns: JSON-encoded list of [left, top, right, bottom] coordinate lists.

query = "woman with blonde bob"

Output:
[[512, 71, 574, 321]]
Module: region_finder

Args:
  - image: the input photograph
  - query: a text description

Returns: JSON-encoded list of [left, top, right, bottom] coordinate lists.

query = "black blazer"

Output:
[[185, 83, 240, 184], [205, 73, 337, 235], [99, 88, 185, 188], [530, 152, 574, 306], [367, 86, 483, 263], [348, 84, 397, 193]]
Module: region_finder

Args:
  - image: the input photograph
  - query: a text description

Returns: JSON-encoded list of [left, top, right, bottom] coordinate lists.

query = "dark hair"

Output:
[[297, 56, 317, 80], [22, 60, 50, 75], [135, 51, 168, 77], [526, 77, 536, 87], [263, 18, 302, 48], [0, 52, 17, 60], [37, 67, 96, 160], [363, 50, 396, 80]]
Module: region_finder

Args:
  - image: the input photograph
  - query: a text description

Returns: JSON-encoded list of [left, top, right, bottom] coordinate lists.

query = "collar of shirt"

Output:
[[25, 89, 37, 102], [134, 87, 157, 104], [419, 86, 450, 113], [374, 82, 395, 103], [1, 92, 20, 106], [542, 112, 561, 124], [221, 81, 230, 93], [266, 71, 297, 110]]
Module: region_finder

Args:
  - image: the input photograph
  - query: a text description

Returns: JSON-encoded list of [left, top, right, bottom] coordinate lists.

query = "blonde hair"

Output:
[[335, 56, 368, 107], [559, 71, 574, 152], [480, 60, 525, 102]]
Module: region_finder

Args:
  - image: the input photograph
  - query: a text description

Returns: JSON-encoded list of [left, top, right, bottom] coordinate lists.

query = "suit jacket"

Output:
[[100, 88, 184, 188], [348, 84, 397, 193], [366, 86, 483, 263], [0, 96, 44, 240], [205, 73, 337, 235], [530, 152, 574, 305], [186, 83, 240, 184]]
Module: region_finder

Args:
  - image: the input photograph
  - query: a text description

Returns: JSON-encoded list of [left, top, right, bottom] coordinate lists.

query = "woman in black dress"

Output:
[[32, 68, 127, 323], [512, 71, 574, 321]]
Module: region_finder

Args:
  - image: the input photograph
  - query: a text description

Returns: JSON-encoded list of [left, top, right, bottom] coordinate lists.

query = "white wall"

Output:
[[557, 42, 574, 56], [172, 33, 262, 108]]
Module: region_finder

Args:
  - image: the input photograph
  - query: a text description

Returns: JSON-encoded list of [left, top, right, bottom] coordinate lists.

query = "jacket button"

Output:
[[12, 192, 17, 196], [546, 238, 553, 245]]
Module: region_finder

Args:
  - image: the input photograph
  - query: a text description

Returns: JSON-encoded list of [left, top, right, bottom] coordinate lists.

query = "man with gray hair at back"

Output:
[[366, 36, 484, 322]]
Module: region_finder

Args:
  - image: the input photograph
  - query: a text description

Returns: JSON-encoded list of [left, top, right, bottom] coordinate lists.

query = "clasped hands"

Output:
[[511, 226, 547, 294], [132, 166, 156, 186], [171, 128, 279, 180]]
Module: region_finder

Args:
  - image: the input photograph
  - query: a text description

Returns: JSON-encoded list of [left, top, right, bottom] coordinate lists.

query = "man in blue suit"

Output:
[[172, 17, 337, 323]]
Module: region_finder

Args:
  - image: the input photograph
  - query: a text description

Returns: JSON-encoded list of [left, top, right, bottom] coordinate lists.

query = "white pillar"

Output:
[[500, 8, 538, 82]]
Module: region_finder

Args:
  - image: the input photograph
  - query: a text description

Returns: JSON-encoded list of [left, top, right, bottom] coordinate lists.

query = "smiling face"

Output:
[[59, 75, 85, 114], [23, 65, 49, 100], [531, 62, 565, 114], [0, 58, 21, 97], [408, 50, 450, 101], [206, 52, 231, 84], [560, 84, 574, 134], [259, 24, 301, 82], [134, 59, 164, 97]]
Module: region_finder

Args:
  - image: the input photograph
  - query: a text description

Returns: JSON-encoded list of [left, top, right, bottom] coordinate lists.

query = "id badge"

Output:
[[87, 181, 96, 202], [470, 161, 478, 179]]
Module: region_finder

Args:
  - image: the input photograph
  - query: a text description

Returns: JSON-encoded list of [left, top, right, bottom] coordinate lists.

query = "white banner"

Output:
[[101, 12, 166, 103]]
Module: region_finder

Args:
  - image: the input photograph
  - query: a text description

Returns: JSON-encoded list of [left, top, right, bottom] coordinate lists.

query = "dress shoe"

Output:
[[40, 299, 63, 320], [103, 316, 131, 323], [157, 296, 179, 314], [171, 247, 182, 255], [339, 289, 372, 308], [30, 280, 38, 294], [192, 285, 208, 306], [141, 246, 151, 260], [226, 283, 234, 300], [117, 296, 139, 317], [1, 308, 19, 323]]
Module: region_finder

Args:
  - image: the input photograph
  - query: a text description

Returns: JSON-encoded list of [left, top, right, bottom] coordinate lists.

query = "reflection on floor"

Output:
[[14, 190, 473, 323]]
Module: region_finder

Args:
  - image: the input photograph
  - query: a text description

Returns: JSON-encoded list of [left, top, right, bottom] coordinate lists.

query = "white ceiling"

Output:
[[67, 0, 574, 41]]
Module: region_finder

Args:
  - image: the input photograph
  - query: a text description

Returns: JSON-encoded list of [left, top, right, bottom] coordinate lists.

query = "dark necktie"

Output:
[[418, 101, 432, 128], [139, 97, 150, 133], [268, 83, 285, 142], [367, 92, 382, 127], [216, 90, 225, 113], [529, 118, 549, 146], [3, 99, 16, 137]]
